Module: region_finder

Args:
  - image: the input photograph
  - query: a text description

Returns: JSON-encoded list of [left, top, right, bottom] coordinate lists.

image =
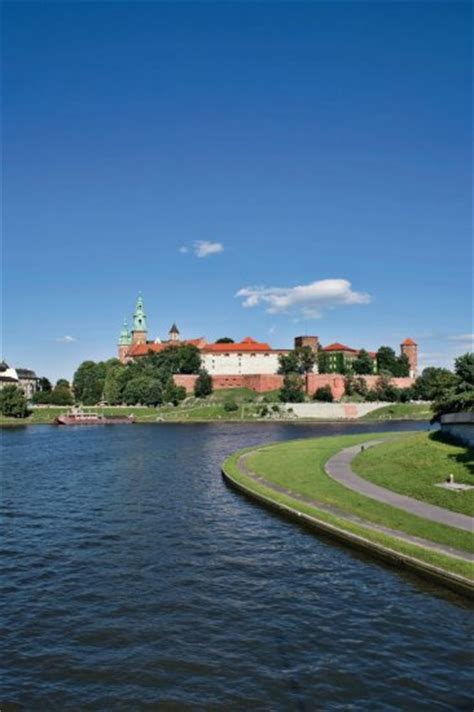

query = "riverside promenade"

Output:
[[236, 450, 473, 563], [326, 441, 474, 532]]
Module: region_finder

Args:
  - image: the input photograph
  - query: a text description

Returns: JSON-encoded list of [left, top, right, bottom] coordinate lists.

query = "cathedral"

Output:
[[117, 295, 208, 364]]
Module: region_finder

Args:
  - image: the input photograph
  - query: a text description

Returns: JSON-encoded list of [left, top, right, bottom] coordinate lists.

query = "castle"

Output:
[[117, 296, 418, 392]]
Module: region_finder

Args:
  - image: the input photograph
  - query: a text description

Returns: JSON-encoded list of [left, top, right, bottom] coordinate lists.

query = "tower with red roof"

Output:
[[400, 338, 418, 377]]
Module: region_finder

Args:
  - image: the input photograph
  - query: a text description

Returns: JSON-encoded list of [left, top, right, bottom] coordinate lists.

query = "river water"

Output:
[[1, 421, 472, 710]]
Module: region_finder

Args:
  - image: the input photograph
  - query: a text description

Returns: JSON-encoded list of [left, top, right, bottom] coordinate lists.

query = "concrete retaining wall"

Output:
[[283, 402, 389, 419], [440, 412, 474, 447]]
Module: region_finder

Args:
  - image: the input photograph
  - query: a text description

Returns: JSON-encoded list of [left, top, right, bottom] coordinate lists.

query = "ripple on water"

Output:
[[1, 422, 472, 710]]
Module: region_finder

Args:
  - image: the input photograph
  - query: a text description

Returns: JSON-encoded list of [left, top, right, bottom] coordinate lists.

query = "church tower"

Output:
[[118, 319, 132, 363], [400, 338, 418, 377], [169, 323, 180, 342], [131, 295, 148, 345]]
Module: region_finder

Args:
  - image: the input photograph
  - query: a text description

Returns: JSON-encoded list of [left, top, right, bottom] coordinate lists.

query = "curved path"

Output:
[[326, 440, 474, 533], [237, 450, 473, 563]]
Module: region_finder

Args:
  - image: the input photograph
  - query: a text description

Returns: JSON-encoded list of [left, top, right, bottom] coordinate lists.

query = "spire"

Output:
[[132, 294, 148, 333], [119, 318, 131, 346], [169, 322, 180, 342]]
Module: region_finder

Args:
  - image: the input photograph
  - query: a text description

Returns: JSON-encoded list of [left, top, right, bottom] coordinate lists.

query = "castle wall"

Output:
[[174, 373, 415, 399]]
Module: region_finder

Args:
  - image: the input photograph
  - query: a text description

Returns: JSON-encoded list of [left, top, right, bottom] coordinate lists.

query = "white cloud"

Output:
[[178, 246, 189, 254], [56, 335, 77, 343], [447, 333, 474, 345], [194, 240, 224, 258], [236, 279, 371, 318]]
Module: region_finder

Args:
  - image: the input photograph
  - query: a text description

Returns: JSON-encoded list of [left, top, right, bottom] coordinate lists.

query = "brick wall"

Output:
[[174, 373, 415, 399], [306, 374, 414, 399]]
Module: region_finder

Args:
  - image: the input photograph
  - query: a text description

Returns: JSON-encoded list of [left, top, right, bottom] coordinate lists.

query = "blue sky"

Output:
[[3, 1, 472, 381]]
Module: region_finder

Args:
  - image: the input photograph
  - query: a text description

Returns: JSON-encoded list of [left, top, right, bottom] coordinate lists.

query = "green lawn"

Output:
[[224, 446, 473, 581], [0, 399, 269, 425], [361, 403, 433, 420], [230, 433, 473, 559], [352, 432, 474, 516]]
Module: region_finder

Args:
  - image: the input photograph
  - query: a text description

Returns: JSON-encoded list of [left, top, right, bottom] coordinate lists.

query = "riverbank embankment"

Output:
[[222, 433, 474, 598]]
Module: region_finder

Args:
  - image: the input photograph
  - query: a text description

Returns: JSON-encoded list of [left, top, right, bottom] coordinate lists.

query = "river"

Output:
[[1, 421, 472, 710]]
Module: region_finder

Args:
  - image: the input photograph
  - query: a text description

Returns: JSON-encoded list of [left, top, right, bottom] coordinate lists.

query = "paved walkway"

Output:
[[237, 451, 473, 563], [326, 440, 474, 533]]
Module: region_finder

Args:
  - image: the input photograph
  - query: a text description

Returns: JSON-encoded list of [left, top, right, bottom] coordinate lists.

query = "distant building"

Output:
[[116, 295, 418, 379], [0, 361, 39, 399], [321, 342, 377, 373]]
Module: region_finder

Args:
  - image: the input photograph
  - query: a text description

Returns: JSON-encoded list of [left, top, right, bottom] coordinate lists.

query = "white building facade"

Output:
[[201, 337, 289, 375]]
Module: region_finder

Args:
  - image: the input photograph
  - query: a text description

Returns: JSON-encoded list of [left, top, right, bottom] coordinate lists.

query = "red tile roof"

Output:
[[126, 338, 207, 357], [323, 342, 358, 353], [401, 337, 417, 346], [203, 337, 272, 353]]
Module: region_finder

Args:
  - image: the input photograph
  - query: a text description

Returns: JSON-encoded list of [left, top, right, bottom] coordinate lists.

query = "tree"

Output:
[[394, 353, 410, 377], [278, 350, 300, 375], [73, 361, 106, 405], [0, 386, 29, 418], [352, 349, 374, 375], [279, 373, 305, 403], [194, 370, 213, 398], [376, 347, 398, 375], [103, 364, 128, 405], [353, 376, 369, 398], [56, 378, 70, 388], [215, 337, 234, 343], [278, 347, 315, 375], [298, 346, 317, 374], [317, 351, 330, 374], [433, 352, 474, 419], [38, 377, 52, 392], [413, 367, 458, 401], [373, 371, 399, 402], [123, 376, 152, 405], [163, 379, 186, 406], [32, 390, 51, 404], [50, 384, 74, 406], [313, 385, 334, 402], [144, 379, 163, 407]]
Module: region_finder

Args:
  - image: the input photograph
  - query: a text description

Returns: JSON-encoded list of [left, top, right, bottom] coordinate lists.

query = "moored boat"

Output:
[[55, 407, 135, 425]]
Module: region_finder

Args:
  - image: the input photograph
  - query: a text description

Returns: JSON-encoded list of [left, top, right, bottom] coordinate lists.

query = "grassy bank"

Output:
[[353, 432, 473, 516], [222, 434, 474, 582], [0, 389, 283, 426], [361, 403, 433, 420], [0, 390, 434, 425]]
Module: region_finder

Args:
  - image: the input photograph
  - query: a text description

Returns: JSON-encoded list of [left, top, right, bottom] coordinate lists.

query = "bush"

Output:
[[163, 380, 186, 406], [313, 385, 334, 402], [223, 397, 239, 412], [194, 370, 213, 398], [32, 390, 51, 404], [0, 386, 29, 418], [279, 373, 305, 403]]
